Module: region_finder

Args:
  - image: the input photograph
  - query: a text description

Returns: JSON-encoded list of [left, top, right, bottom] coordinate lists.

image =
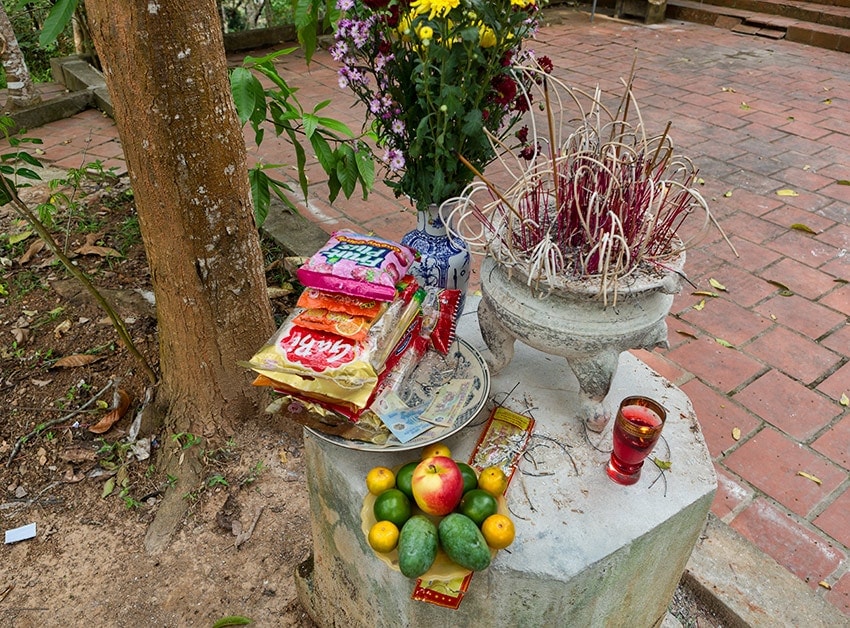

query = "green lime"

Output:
[[395, 460, 419, 500], [458, 489, 498, 527], [373, 488, 412, 528], [456, 462, 478, 495]]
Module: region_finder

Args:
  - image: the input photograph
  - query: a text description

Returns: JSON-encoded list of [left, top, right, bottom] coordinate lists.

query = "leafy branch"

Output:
[[0, 119, 158, 385], [231, 48, 376, 227]]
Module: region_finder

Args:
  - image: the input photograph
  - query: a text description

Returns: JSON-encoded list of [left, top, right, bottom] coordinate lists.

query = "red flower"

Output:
[[515, 125, 529, 143], [538, 55, 554, 74], [491, 75, 517, 106]]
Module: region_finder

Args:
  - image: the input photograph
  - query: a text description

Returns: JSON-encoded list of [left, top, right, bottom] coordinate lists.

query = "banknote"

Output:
[[418, 379, 474, 427], [372, 391, 433, 444]]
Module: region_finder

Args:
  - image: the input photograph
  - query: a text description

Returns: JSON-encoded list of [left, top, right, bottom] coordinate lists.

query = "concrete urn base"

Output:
[[477, 253, 685, 432]]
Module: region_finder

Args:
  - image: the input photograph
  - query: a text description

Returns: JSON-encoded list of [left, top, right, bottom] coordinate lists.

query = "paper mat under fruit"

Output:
[[416, 407, 535, 609]]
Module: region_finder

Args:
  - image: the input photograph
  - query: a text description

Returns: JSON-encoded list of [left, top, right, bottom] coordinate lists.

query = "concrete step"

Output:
[[678, 0, 850, 28], [666, 0, 850, 52]]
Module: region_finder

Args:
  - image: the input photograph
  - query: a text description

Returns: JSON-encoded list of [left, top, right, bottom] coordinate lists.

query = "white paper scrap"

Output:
[[5, 522, 36, 544]]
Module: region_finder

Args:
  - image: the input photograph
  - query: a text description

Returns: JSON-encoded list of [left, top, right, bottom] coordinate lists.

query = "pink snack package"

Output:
[[297, 230, 416, 302]]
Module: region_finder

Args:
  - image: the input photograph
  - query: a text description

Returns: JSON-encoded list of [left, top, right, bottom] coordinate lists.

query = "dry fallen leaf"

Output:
[[74, 233, 122, 258], [819, 581, 832, 590], [709, 278, 727, 291], [652, 458, 672, 471], [676, 330, 698, 339], [840, 393, 849, 407], [53, 319, 72, 338], [692, 291, 719, 298], [693, 299, 706, 311], [89, 389, 132, 434], [776, 189, 799, 197], [715, 338, 734, 348], [797, 471, 822, 485], [11, 327, 30, 345], [723, 190, 733, 198], [732, 427, 741, 441], [790, 223, 817, 234], [766, 279, 794, 297], [53, 353, 100, 368], [18, 239, 45, 264]]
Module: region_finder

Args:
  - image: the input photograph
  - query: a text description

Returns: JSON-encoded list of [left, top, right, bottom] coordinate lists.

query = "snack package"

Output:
[[420, 288, 461, 355], [296, 230, 415, 302], [297, 287, 388, 320], [293, 308, 373, 342], [246, 314, 379, 409]]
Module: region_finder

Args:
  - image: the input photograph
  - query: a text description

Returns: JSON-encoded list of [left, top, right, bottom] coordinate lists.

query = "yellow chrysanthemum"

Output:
[[478, 24, 497, 48], [511, 0, 535, 7], [411, 0, 460, 20], [417, 25, 434, 40]]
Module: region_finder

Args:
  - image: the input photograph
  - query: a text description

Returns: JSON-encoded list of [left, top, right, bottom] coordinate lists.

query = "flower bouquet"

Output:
[[331, 0, 545, 210]]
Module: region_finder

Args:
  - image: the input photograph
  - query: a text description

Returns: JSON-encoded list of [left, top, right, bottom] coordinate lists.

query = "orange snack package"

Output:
[[296, 287, 387, 320]]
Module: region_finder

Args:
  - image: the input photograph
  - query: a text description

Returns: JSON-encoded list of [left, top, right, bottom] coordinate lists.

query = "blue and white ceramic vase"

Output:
[[401, 201, 470, 314]]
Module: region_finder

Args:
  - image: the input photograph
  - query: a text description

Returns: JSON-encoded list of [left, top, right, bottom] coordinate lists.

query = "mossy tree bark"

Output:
[[83, 0, 276, 553]]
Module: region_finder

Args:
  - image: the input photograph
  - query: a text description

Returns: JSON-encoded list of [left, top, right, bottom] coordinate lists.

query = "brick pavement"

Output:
[[5, 8, 849, 618]]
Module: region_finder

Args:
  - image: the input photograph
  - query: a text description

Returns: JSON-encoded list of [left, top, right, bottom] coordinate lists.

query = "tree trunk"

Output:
[[0, 4, 42, 110], [83, 0, 276, 552]]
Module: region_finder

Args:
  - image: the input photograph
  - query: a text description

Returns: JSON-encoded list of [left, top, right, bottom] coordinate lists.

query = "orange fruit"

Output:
[[373, 488, 412, 528], [477, 466, 508, 496], [420, 442, 451, 459], [458, 489, 498, 527], [456, 462, 478, 495], [481, 514, 515, 550], [366, 466, 396, 495], [368, 520, 400, 553]]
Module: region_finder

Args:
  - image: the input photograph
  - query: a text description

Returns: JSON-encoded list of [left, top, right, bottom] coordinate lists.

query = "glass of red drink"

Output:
[[606, 396, 667, 485]]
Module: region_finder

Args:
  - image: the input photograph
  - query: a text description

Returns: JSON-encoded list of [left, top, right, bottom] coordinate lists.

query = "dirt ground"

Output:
[[0, 170, 318, 626], [0, 168, 726, 627]]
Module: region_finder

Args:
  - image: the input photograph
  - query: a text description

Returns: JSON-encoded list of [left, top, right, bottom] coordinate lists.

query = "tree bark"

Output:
[[83, 0, 276, 552], [0, 4, 42, 110]]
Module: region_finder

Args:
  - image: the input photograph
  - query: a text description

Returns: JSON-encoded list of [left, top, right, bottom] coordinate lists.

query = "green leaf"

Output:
[[316, 116, 355, 137], [16, 152, 43, 168], [0, 176, 15, 205], [230, 67, 264, 126], [212, 616, 252, 628], [837, 180, 850, 186], [302, 113, 319, 139], [715, 338, 734, 348], [310, 134, 334, 170], [39, 0, 78, 47], [248, 168, 272, 228], [354, 146, 375, 197], [15, 167, 41, 181], [9, 230, 32, 245]]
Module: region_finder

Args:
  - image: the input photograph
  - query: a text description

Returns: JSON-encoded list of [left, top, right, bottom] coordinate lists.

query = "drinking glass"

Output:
[[606, 396, 667, 485]]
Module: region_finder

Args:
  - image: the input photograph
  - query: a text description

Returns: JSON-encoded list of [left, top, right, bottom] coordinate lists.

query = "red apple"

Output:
[[411, 456, 464, 516]]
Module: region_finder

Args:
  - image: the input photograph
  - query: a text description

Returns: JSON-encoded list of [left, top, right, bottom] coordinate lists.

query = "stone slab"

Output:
[[684, 515, 849, 627], [295, 296, 716, 627]]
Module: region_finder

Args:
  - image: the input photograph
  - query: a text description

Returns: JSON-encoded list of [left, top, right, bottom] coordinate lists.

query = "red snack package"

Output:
[[421, 288, 461, 355]]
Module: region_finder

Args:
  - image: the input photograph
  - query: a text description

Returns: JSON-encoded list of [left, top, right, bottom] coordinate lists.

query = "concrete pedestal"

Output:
[[295, 297, 716, 627]]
